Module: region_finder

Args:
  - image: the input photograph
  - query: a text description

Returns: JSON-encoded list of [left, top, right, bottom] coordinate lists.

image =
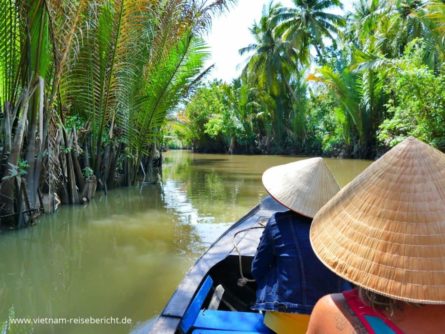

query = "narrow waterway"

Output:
[[0, 151, 371, 334]]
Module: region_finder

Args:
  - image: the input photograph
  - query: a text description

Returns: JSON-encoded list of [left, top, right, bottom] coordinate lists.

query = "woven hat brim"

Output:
[[262, 158, 340, 218], [310, 138, 445, 304]]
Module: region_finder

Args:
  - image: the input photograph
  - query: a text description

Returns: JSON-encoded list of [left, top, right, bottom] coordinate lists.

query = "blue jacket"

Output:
[[251, 210, 351, 314]]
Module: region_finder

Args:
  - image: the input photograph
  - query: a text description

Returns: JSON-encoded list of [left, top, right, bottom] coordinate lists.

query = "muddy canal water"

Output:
[[0, 151, 370, 334]]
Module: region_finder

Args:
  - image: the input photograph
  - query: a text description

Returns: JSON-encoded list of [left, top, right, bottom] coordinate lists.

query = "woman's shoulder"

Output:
[[306, 294, 342, 333], [306, 293, 366, 334]]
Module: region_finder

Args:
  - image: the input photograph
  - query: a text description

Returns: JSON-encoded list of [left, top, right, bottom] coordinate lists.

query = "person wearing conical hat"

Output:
[[251, 157, 351, 334], [307, 137, 445, 334]]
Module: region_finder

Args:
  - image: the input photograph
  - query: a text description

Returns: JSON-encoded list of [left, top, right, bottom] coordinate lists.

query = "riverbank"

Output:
[[0, 149, 369, 233]]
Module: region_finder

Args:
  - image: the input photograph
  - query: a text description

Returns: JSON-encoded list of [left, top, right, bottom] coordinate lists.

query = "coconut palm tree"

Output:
[[350, 1, 441, 67], [239, 3, 298, 151], [346, 0, 385, 47], [240, 3, 296, 93], [272, 0, 345, 64]]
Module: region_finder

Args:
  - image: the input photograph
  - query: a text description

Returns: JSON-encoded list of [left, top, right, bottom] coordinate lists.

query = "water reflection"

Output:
[[0, 150, 371, 334], [0, 185, 198, 334]]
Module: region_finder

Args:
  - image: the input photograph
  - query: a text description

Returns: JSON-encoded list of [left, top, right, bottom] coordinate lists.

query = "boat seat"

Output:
[[180, 275, 215, 333], [193, 310, 273, 333], [180, 275, 272, 334]]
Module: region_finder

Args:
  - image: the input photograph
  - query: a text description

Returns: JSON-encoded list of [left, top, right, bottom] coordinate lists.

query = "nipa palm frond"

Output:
[[0, 0, 24, 108], [128, 33, 209, 157]]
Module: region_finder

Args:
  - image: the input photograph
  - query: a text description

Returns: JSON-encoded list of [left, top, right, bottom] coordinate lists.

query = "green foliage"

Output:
[[239, 3, 308, 152], [272, 0, 345, 65], [180, 81, 228, 152], [163, 121, 190, 149], [82, 167, 94, 179], [378, 42, 445, 149], [0, 0, 236, 226], [305, 92, 346, 155], [179, 0, 445, 158], [179, 79, 260, 153], [129, 33, 210, 158], [59, 0, 219, 171], [0, 0, 22, 108], [1, 0, 445, 228], [2, 161, 29, 180], [65, 116, 83, 131]]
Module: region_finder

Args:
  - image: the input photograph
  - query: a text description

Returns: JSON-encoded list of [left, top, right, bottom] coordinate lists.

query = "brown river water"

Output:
[[0, 150, 371, 334]]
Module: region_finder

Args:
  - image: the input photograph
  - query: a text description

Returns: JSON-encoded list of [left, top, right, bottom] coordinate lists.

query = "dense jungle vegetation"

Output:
[[168, 0, 445, 158], [0, 0, 235, 228]]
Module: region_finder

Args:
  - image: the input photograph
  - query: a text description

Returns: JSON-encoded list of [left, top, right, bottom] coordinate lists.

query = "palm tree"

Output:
[[308, 65, 381, 157], [239, 3, 298, 151], [0, 0, 54, 226], [426, 0, 445, 36], [350, 1, 441, 68], [389, 0, 443, 69], [62, 0, 230, 187], [240, 3, 296, 93], [272, 0, 345, 64], [0, 0, 234, 227], [346, 0, 384, 49]]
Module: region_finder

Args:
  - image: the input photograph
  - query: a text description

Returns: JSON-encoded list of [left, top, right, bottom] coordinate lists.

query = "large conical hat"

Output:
[[262, 157, 340, 218], [310, 137, 445, 304]]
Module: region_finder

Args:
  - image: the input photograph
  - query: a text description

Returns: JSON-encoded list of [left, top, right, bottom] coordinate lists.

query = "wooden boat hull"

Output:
[[149, 196, 286, 333]]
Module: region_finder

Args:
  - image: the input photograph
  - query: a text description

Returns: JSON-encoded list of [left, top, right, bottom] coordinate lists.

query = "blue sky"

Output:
[[204, 0, 354, 82]]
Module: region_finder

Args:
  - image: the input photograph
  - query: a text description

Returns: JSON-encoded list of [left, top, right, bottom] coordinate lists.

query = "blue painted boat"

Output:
[[149, 197, 286, 334]]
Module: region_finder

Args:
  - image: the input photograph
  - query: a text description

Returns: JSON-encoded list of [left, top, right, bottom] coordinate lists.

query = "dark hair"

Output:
[[358, 287, 418, 316]]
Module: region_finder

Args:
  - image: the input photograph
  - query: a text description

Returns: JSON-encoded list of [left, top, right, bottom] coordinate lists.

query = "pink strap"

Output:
[[342, 289, 404, 334]]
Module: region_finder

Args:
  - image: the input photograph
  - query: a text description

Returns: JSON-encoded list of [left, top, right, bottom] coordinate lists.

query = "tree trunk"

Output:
[[61, 128, 79, 205], [106, 145, 116, 188], [124, 157, 132, 187], [24, 92, 41, 209], [15, 177, 25, 228], [71, 129, 85, 193], [20, 178, 36, 225], [83, 136, 91, 170], [81, 176, 97, 203], [102, 144, 111, 188], [3, 102, 12, 156], [71, 148, 84, 194], [24, 141, 38, 208], [95, 146, 103, 184], [66, 149, 79, 204], [58, 150, 70, 204], [228, 137, 236, 154], [0, 91, 30, 223]]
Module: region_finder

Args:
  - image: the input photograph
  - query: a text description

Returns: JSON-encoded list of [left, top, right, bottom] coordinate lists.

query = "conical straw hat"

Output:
[[310, 137, 445, 304], [262, 157, 340, 218]]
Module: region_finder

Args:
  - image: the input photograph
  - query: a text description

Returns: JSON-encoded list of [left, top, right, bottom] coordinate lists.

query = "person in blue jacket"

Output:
[[251, 158, 351, 333]]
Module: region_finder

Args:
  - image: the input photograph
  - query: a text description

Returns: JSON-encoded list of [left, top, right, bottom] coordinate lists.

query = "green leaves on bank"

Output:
[[175, 0, 445, 158], [0, 0, 233, 227]]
